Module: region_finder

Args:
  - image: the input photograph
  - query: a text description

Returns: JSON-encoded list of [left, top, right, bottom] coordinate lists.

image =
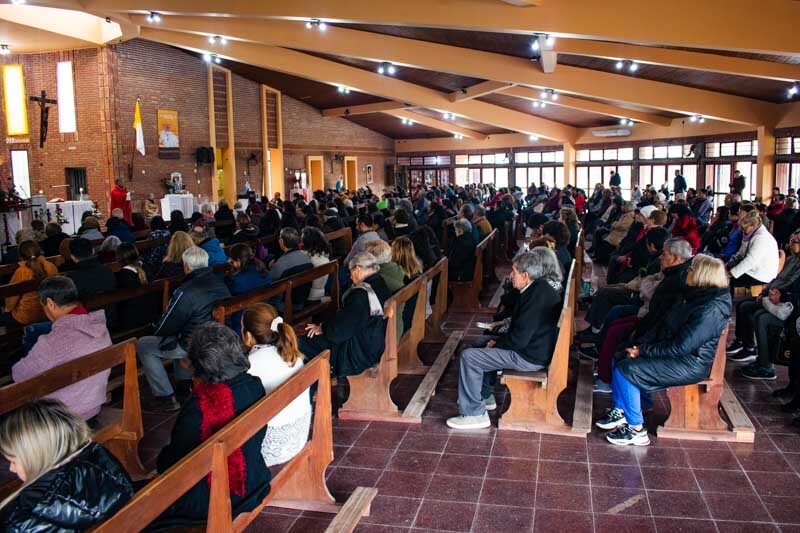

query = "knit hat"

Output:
[[639, 205, 658, 219]]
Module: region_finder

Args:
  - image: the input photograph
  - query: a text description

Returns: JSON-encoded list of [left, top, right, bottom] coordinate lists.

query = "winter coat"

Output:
[[65, 257, 116, 299], [671, 214, 701, 252], [154, 373, 270, 528], [13, 309, 111, 420], [772, 208, 798, 247], [728, 224, 779, 283], [115, 266, 159, 333], [618, 286, 731, 393], [700, 220, 733, 255], [767, 253, 800, 293], [0, 443, 133, 532], [5, 258, 58, 324], [378, 261, 405, 294], [321, 273, 391, 377], [231, 225, 260, 245], [40, 232, 69, 257], [448, 233, 477, 281], [494, 278, 562, 367], [634, 260, 691, 339], [153, 267, 231, 351], [198, 237, 228, 266], [106, 217, 135, 244], [227, 264, 272, 296], [604, 211, 635, 247]]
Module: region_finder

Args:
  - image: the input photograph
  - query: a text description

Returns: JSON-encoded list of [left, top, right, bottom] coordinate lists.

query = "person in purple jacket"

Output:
[[11, 276, 112, 421]]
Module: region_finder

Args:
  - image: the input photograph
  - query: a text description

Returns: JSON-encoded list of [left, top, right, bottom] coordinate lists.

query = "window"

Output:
[[542, 151, 555, 163], [455, 167, 468, 186], [515, 167, 527, 186], [397, 156, 410, 166], [438, 155, 451, 165], [720, 142, 735, 156], [705, 143, 720, 158], [589, 166, 602, 189], [528, 167, 541, 188], [496, 167, 509, 188], [603, 148, 618, 160], [469, 168, 481, 184], [776, 138, 791, 155], [11, 150, 30, 198], [514, 152, 528, 164], [410, 157, 423, 166], [618, 147, 634, 160], [639, 146, 653, 160], [576, 149, 590, 162], [590, 149, 603, 161], [556, 167, 565, 188], [555, 151, 564, 163], [795, 137, 800, 154], [455, 154, 469, 165], [468, 154, 481, 165], [495, 153, 509, 165], [529, 152, 542, 163], [653, 145, 668, 159], [482, 168, 495, 184], [667, 145, 683, 159], [541, 167, 555, 188], [481, 154, 495, 165], [423, 156, 438, 165], [736, 141, 752, 156]]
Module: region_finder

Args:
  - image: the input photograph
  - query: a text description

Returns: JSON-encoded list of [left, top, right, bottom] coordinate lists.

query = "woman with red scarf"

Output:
[[153, 322, 271, 529], [670, 204, 701, 252]]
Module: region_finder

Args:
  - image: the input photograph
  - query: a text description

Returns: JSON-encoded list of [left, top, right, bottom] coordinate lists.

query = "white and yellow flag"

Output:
[[133, 99, 145, 156]]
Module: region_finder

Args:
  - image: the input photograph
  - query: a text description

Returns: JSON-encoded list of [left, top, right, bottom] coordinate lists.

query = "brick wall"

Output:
[[2, 39, 394, 217], [114, 39, 212, 207], [0, 48, 112, 203], [281, 95, 395, 192]]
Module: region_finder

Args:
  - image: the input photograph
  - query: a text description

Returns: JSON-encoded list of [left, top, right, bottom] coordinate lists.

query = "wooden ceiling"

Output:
[[121, 2, 800, 142]]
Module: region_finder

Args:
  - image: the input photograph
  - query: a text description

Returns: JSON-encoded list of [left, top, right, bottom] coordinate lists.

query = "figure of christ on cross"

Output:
[[30, 90, 57, 148]]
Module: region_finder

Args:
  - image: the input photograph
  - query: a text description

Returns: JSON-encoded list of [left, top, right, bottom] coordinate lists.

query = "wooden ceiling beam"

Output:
[[322, 100, 411, 117], [131, 15, 781, 126], [139, 27, 578, 142], [382, 109, 487, 140], [502, 85, 673, 126], [76, 0, 800, 56], [557, 39, 800, 83], [449, 81, 515, 102]]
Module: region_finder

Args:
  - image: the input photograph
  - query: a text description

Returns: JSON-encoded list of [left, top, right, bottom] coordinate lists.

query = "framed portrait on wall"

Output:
[[157, 109, 180, 159], [366, 164, 373, 184]]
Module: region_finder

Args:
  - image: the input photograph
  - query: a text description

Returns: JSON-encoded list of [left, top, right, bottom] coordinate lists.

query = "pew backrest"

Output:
[[93, 351, 335, 533], [324, 227, 353, 261]]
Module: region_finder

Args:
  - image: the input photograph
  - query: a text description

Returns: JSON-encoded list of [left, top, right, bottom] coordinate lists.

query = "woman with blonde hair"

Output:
[[392, 236, 423, 335], [2, 240, 58, 326], [242, 303, 311, 466], [596, 254, 731, 446], [155, 230, 194, 279], [0, 399, 133, 530]]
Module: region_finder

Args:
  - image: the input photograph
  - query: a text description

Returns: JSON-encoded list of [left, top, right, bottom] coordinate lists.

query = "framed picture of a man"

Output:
[[157, 109, 180, 159]]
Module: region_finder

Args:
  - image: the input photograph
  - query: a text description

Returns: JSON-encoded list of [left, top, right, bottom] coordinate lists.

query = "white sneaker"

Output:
[[484, 394, 497, 411], [446, 413, 491, 430]]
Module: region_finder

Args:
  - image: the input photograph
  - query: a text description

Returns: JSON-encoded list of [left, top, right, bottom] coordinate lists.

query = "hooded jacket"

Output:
[[198, 237, 228, 266], [671, 214, 701, 252], [0, 443, 133, 532], [12, 310, 112, 420], [619, 286, 731, 393]]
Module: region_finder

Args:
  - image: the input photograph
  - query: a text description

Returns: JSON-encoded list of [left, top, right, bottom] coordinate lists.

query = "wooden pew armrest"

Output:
[[501, 370, 548, 383]]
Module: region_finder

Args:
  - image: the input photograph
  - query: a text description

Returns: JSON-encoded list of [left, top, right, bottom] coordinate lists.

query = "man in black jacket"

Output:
[[447, 249, 562, 430], [65, 238, 116, 298], [136, 246, 231, 412]]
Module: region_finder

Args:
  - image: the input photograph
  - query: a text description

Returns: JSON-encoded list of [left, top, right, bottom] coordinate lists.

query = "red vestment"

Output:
[[109, 185, 132, 225]]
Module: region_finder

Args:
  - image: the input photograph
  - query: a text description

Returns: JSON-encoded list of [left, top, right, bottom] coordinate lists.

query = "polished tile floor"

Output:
[[4, 269, 800, 532]]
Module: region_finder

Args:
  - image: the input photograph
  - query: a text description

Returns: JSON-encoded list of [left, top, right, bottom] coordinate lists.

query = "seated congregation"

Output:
[[0, 179, 793, 530]]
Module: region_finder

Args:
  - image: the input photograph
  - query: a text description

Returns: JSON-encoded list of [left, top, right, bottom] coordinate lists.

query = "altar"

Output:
[[46, 200, 93, 236], [161, 193, 197, 221]]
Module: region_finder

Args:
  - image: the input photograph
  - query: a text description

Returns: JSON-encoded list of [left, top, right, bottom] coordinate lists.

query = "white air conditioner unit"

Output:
[[591, 128, 632, 138]]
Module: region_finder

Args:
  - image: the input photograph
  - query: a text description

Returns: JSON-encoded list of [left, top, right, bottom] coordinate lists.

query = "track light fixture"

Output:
[[453, 133, 464, 140], [619, 118, 634, 126], [202, 53, 211, 63], [400, 118, 414, 125], [337, 86, 351, 94], [615, 60, 624, 70], [788, 83, 799, 99], [531, 36, 540, 51], [614, 60, 640, 74], [147, 11, 161, 23], [629, 61, 639, 72], [545, 35, 555, 46], [10, 0, 25, 4], [208, 35, 227, 45], [377, 62, 396, 75], [689, 115, 706, 123], [530, 33, 555, 52], [442, 112, 454, 120], [528, 134, 539, 141], [0, 45, 10, 56], [305, 19, 326, 31]]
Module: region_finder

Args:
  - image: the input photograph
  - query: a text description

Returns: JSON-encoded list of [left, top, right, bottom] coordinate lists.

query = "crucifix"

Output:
[[29, 90, 57, 148]]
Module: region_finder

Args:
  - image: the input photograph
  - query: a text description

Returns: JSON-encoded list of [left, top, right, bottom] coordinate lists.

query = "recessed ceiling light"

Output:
[[147, 11, 161, 23], [629, 62, 639, 73], [615, 60, 624, 70]]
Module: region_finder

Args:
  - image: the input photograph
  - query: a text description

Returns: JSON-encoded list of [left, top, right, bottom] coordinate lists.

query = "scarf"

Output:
[[343, 281, 384, 316], [194, 381, 246, 497]]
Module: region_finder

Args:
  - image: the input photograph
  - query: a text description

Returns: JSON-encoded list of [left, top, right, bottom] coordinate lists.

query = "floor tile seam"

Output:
[[532, 426, 542, 532], [728, 449, 779, 526], [584, 439, 597, 533]]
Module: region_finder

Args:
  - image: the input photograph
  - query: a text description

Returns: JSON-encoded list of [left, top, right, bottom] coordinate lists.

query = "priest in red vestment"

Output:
[[109, 179, 132, 225]]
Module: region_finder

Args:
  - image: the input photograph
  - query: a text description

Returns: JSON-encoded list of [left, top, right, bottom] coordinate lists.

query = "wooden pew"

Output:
[[212, 262, 339, 327], [324, 227, 353, 263], [83, 278, 173, 343], [658, 325, 755, 443], [423, 257, 449, 342], [339, 270, 463, 423], [499, 261, 593, 437], [93, 352, 377, 533], [449, 229, 497, 311], [0, 340, 147, 484]]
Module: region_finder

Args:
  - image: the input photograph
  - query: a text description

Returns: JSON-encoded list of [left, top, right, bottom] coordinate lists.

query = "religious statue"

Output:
[[29, 90, 58, 148]]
